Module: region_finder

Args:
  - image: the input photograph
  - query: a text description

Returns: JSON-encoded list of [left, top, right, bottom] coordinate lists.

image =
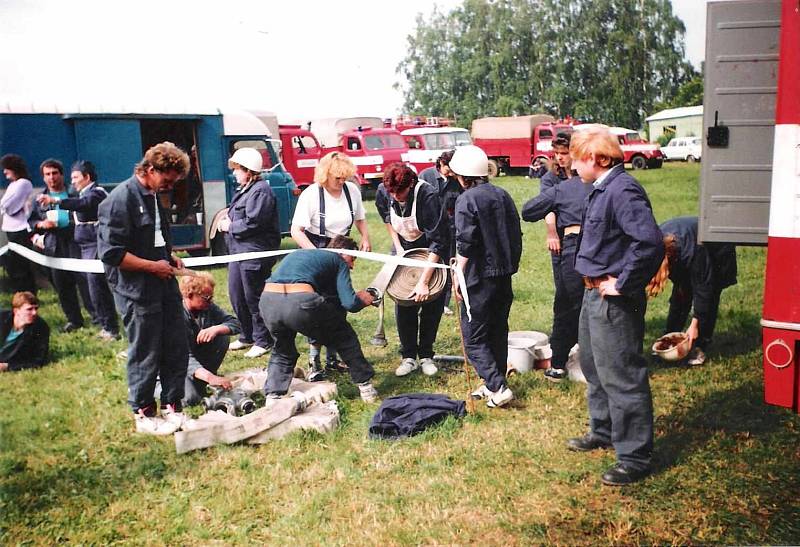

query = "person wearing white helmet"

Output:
[[450, 145, 522, 408], [217, 147, 280, 359]]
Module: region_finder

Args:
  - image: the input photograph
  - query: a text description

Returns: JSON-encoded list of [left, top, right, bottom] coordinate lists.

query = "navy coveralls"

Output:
[[182, 302, 241, 406], [259, 249, 374, 395], [419, 166, 462, 307], [375, 182, 450, 360], [574, 165, 664, 472], [225, 178, 280, 349], [522, 175, 592, 369], [29, 190, 96, 327], [660, 216, 737, 351], [59, 183, 119, 334], [454, 181, 522, 392], [97, 176, 188, 413]]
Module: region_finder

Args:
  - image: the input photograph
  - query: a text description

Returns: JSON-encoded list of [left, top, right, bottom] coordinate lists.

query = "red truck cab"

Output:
[[401, 126, 472, 171], [309, 117, 410, 192], [278, 124, 323, 191]]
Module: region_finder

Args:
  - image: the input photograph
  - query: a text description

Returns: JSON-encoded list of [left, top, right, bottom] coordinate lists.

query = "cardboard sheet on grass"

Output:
[[175, 368, 339, 454]]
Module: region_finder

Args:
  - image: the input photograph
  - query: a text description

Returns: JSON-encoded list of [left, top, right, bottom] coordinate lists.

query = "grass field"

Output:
[[1, 163, 799, 545]]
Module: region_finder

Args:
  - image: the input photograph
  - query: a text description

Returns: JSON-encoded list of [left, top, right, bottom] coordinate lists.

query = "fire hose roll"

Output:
[[385, 248, 447, 306]]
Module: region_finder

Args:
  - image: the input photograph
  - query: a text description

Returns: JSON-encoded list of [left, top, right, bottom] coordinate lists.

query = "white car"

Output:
[[661, 136, 702, 162]]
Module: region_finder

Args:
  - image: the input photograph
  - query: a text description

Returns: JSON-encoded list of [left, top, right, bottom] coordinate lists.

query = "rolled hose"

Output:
[[385, 248, 447, 306]]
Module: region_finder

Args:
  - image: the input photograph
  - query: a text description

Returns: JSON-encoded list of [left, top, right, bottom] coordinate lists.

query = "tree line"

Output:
[[396, 0, 698, 130]]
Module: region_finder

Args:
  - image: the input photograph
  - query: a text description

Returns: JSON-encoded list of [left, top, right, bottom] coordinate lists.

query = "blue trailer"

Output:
[[0, 104, 299, 254]]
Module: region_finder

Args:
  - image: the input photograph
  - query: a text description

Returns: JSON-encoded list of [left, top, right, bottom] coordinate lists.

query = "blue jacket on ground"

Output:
[[575, 165, 664, 295]]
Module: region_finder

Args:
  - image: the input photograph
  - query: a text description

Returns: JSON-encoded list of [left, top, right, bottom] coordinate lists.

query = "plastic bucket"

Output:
[[507, 337, 538, 374]]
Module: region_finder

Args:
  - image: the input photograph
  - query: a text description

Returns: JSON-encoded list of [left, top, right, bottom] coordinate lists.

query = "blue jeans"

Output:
[[549, 235, 585, 369], [578, 288, 653, 470]]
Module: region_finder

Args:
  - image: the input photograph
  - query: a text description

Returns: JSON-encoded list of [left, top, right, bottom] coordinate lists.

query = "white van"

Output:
[[661, 137, 702, 162]]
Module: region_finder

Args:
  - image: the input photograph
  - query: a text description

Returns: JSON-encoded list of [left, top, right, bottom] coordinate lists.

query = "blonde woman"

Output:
[[290, 152, 370, 377]]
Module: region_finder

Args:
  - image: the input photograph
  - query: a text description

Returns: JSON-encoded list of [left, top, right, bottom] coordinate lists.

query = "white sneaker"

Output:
[[97, 329, 119, 342], [395, 358, 419, 377], [470, 384, 492, 400], [134, 411, 179, 436], [687, 348, 707, 366], [161, 404, 187, 430], [487, 386, 514, 408], [229, 340, 252, 351], [244, 345, 270, 358], [420, 357, 438, 376], [357, 382, 379, 403], [442, 306, 454, 316]]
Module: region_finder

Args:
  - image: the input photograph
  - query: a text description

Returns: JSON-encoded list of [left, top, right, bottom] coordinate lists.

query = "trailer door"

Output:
[[72, 119, 143, 184], [699, 0, 781, 244]]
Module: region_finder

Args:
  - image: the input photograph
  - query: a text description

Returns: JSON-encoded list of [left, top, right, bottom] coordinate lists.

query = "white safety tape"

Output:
[[0, 242, 473, 320]]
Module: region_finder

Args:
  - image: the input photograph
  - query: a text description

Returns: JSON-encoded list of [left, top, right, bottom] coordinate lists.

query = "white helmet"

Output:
[[449, 145, 489, 177], [228, 147, 263, 172]]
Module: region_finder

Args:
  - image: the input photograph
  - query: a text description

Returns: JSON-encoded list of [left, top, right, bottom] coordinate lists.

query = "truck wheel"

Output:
[[487, 159, 499, 178], [631, 155, 647, 170], [686, 155, 696, 163]]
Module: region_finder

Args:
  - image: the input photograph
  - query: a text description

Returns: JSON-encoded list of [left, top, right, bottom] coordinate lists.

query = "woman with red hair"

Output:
[[375, 162, 449, 377]]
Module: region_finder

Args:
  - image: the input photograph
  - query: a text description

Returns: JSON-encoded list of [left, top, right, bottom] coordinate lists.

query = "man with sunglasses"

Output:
[[178, 272, 241, 407], [97, 142, 192, 435]]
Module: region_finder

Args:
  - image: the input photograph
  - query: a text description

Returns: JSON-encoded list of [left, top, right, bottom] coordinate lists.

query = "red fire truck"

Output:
[[699, 0, 798, 413], [471, 114, 573, 176], [278, 124, 323, 191], [307, 117, 409, 192], [401, 126, 473, 172]]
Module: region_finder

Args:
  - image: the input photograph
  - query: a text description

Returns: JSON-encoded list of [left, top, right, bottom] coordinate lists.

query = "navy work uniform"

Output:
[[182, 302, 241, 406], [58, 182, 119, 335], [660, 216, 737, 351], [259, 249, 374, 395], [522, 174, 592, 371], [574, 164, 664, 473], [97, 176, 188, 413], [375, 182, 450, 362], [454, 181, 522, 393], [29, 189, 96, 328], [419, 166, 462, 308], [225, 176, 280, 350]]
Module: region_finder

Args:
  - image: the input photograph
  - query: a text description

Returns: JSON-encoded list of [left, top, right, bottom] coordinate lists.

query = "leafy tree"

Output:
[[397, 0, 696, 129]]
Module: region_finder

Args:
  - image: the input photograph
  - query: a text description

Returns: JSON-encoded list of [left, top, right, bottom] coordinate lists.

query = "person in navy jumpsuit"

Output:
[[38, 160, 119, 340], [97, 142, 190, 435], [30, 159, 96, 331], [418, 150, 461, 314], [569, 128, 664, 485], [450, 146, 522, 409], [655, 216, 737, 366], [522, 133, 591, 381], [375, 162, 449, 378], [217, 148, 280, 360]]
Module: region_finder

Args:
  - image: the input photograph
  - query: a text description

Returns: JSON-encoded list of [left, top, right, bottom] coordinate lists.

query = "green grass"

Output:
[[1, 163, 799, 545]]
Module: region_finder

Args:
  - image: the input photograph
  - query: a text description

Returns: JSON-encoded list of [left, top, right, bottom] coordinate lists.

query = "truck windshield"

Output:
[[453, 131, 472, 146], [420, 131, 472, 149], [364, 134, 406, 150]]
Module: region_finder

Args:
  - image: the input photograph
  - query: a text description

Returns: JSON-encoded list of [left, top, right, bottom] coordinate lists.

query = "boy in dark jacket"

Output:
[[0, 292, 49, 372]]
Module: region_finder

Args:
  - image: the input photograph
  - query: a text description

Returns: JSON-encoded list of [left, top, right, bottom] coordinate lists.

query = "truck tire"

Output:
[[631, 155, 647, 170], [487, 159, 500, 178], [686, 155, 696, 163]]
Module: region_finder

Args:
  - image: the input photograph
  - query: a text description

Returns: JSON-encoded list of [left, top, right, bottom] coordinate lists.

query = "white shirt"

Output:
[[148, 193, 166, 248], [291, 181, 366, 237]]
